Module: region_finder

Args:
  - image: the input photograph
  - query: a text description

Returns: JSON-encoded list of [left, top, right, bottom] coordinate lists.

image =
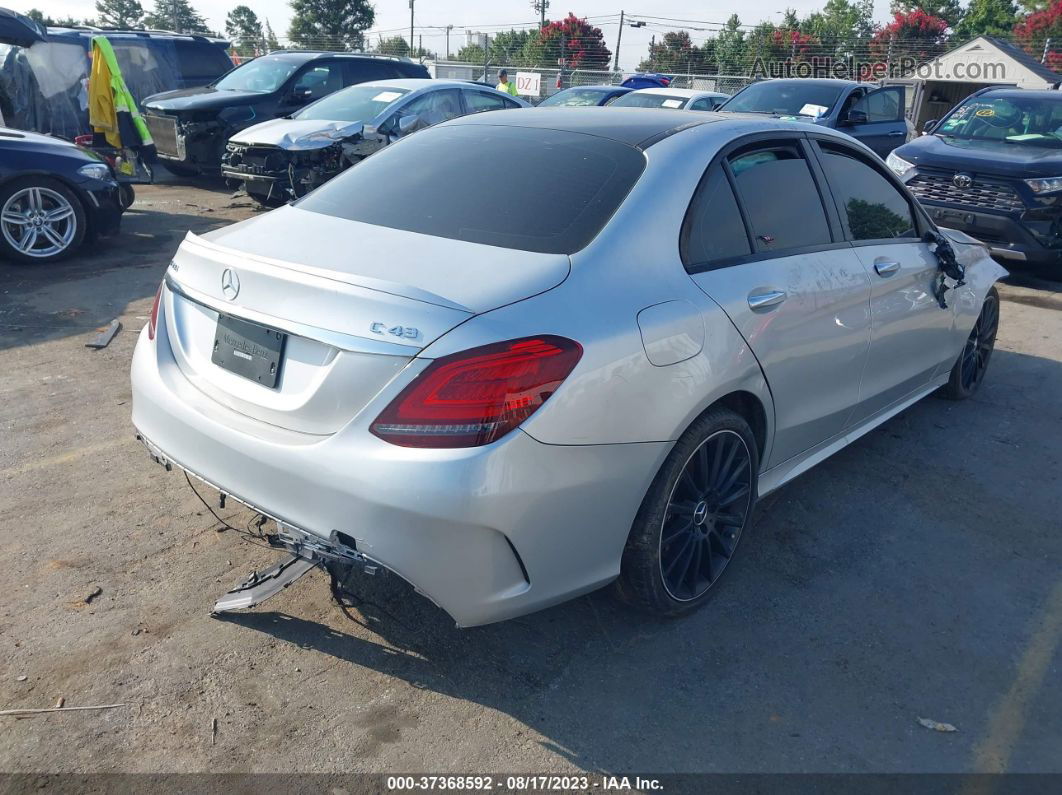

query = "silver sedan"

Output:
[[131, 108, 1005, 626]]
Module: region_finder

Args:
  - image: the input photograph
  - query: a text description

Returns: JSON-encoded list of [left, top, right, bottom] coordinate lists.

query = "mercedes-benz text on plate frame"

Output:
[[130, 109, 1006, 627]]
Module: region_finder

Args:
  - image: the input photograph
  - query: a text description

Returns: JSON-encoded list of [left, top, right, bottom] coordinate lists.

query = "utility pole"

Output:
[[613, 10, 624, 72], [446, 24, 453, 60], [408, 0, 414, 59], [171, 0, 179, 33], [1043, 37, 1053, 64]]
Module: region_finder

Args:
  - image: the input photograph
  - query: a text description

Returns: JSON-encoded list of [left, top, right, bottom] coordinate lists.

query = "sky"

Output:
[[8, 1, 900, 70]]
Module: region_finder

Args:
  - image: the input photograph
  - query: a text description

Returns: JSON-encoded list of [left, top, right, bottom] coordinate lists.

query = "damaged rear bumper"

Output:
[[131, 321, 668, 626]]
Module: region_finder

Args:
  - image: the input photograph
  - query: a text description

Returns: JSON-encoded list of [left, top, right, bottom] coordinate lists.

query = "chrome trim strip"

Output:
[[164, 274, 421, 356]]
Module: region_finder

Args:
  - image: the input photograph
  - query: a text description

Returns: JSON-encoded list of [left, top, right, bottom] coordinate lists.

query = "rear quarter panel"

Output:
[[418, 123, 775, 453]]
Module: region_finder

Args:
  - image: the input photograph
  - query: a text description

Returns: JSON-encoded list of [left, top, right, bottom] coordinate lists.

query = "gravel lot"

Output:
[[1, 177, 1060, 775]]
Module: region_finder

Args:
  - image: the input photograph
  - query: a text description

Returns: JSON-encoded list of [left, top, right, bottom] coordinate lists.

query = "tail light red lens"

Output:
[[147, 283, 163, 341], [371, 336, 583, 448]]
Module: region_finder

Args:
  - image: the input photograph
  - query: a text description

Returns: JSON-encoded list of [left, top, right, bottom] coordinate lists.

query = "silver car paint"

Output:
[[131, 114, 1005, 626]]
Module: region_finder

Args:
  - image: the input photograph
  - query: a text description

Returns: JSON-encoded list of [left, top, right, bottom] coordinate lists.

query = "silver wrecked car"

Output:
[[221, 78, 529, 206], [132, 108, 1005, 626]]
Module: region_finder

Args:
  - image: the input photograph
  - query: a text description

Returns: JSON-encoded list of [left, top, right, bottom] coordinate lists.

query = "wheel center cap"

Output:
[[693, 501, 709, 526]]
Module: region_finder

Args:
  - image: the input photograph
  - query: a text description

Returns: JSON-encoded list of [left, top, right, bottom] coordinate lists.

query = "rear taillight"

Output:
[[147, 283, 163, 340], [370, 336, 582, 448]]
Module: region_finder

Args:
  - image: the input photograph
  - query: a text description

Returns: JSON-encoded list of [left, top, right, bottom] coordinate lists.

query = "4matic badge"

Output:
[[370, 322, 419, 340]]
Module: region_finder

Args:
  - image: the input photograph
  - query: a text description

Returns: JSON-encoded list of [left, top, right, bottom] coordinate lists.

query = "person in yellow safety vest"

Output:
[[496, 69, 519, 97]]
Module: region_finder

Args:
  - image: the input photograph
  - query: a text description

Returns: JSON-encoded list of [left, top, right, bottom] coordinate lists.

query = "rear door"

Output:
[[685, 136, 873, 467], [462, 89, 523, 113], [845, 85, 908, 158], [810, 137, 953, 424]]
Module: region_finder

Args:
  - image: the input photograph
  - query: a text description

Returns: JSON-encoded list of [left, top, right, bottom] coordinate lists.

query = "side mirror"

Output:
[[922, 119, 937, 133], [845, 109, 868, 125], [397, 113, 422, 135]]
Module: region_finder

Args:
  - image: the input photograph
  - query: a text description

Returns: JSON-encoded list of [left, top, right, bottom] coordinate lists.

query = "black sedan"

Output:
[[0, 128, 123, 263]]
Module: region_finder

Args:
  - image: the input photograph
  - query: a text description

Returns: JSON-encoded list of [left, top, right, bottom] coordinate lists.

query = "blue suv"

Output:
[[717, 79, 911, 158], [888, 88, 1062, 270]]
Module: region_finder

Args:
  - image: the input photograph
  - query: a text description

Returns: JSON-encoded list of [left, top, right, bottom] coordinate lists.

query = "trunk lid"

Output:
[[164, 209, 570, 434]]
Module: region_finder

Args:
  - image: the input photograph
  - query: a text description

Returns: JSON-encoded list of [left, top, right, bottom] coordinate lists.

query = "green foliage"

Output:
[[263, 19, 280, 51], [143, 0, 209, 34], [953, 0, 1019, 39], [95, 0, 144, 28], [226, 5, 263, 54], [376, 36, 409, 57], [287, 0, 375, 51], [25, 8, 83, 26]]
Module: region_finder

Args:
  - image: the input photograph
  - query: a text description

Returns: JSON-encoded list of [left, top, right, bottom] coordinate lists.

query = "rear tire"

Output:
[[939, 287, 999, 401], [615, 407, 759, 616]]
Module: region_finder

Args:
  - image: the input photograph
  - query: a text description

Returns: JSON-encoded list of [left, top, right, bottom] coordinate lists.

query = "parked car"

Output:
[[0, 10, 233, 141], [0, 126, 122, 263], [611, 88, 730, 111], [888, 88, 1062, 270], [539, 85, 633, 107], [717, 78, 911, 158], [141, 51, 430, 175], [131, 108, 1003, 627], [223, 79, 529, 206], [621, 73, 672, 89]]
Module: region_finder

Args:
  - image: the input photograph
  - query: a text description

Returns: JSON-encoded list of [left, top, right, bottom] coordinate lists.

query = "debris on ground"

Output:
[[917, 717, 958, 732], [211, 717, 217, 745], [84, 586, 103, 604], [0, 703, 130, 717], [85, 320, 121, 350], [15, 676, 27, 682], [54, 697, 64, 709]]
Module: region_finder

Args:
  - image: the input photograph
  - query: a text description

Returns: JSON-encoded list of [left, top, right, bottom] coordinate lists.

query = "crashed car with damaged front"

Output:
[[221, 79, 529, 206]]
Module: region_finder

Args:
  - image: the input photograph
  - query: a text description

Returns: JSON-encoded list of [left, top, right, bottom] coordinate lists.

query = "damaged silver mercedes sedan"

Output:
[[131, 109, 1005, 626], [221, 79, 529, 206]]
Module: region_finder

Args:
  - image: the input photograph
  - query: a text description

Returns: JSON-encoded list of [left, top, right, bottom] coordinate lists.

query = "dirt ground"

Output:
[[0, 177, 1060, 775]]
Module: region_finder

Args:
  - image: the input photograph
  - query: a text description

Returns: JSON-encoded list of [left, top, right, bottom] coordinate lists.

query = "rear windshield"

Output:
[[297, 124, 646, 254], [612, 92, 688, 109]]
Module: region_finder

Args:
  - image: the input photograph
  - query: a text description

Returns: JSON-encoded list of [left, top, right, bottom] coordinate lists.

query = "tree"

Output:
[[801, 0, 875, 58], [1014, 0, 1062, 69], [226, 5, 263, 54], [890, 0, 964, 27], [95, 0, 144, 28], [287, 0, 375, 51], [953, 0, 1019, 39], [536, 14, 611, 70], [375, 35, 409, 57], [26, 9, 82, 26], [263, 19, 281, 51], [638, 30, 712, 73], [714, 14, 748, 75], [143, 0, 209, 33], [870, 10, 950, 68]]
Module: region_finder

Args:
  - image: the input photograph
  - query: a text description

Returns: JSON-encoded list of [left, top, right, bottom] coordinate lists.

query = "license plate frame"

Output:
[[211, 314, 287, 388]]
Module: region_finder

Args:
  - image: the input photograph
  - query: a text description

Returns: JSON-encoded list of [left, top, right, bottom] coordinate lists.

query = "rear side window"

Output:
[[298, 125, 646, 254], [682, 167, 751, 269], [172, 40, 232, 81], [464, 91, 510, 113], [728, 143, 831, 252], [343, 60, 402, 84], [818, 143, 917, 240]]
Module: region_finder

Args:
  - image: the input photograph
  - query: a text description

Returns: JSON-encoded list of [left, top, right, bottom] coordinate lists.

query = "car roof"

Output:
[[560, 85, 628, 91], [265, 50, 418, 64], [445, 106, 716, 147], [979, 87, 1062, 99], [445, 106, 832, 149], [745, 78, 859, 89]]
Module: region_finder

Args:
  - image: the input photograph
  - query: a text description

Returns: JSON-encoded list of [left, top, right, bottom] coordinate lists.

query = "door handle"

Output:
[[888, 130, 905, 136], [874, 259, 901, 276], [747, 289, 787, 310]]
